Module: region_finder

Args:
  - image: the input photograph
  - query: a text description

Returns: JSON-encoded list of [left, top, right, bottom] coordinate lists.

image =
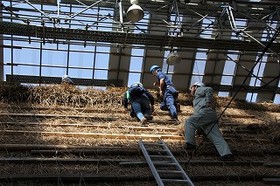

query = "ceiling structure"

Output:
[[0, 0, 280, 102]]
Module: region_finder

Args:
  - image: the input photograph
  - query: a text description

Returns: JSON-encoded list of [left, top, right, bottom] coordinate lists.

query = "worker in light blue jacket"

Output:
[[185, 82, 234, 161]]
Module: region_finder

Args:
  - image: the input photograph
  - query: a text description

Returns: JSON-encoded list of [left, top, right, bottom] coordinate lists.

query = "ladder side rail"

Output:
[[160, 140, 195, 186], [139, 140, 165, 186]]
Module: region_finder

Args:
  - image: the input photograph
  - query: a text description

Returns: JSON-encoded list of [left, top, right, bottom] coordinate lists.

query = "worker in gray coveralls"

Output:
[[184, 82, 234, 161]]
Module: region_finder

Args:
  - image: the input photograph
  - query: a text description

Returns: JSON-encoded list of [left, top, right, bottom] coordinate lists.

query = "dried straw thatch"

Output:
[[0, 83, 279, 186], [0, 83, 280, 112]]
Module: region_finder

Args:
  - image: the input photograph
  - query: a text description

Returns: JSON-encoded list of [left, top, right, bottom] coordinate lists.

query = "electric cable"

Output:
[[227, 55, 280, 95]]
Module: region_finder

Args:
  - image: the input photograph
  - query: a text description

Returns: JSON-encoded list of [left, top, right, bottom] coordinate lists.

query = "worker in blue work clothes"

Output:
[[150, 65, 180, 123], [185, 82, 234, 161], [122, 82, 155, 127]]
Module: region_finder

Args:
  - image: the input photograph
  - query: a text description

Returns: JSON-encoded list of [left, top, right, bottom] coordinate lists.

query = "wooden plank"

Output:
[[0, 109, 256, 119], [263, 177, 280, 184], [0, 157, 131, 164], [30, 149, 145, 155], [0, 105, 128, 114], [30, 148, 280, 157], [0, 144, 142, 154], [221, 114, 255, 118], [0, 144, 95, 150], [0, 174, 151, 182], [0, 113, 117, 121], [0, 122, 179, 132], [222, 123, 266, 126], [0, 130, 184, 141], [264, 162, 280, 167], [0, 129, 271, 143], [120, 160, 267, 166], [1, 121, 268, 135], [0, 157, 268, 166], [0, 174, 277, 182]]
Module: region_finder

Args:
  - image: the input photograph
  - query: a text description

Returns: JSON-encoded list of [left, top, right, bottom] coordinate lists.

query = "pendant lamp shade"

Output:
[[126, 4, 144, 23], [166, 52, 181, 65]]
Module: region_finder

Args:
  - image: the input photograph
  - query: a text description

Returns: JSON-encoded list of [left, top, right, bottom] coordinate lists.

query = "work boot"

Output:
[[220, 154, 235, 161], [184, 143, 196, 150], [176, 103, 181, 113], [175, 119, 180, 125], [140, 118, 148, 127], [170, 117, 180, 125], [144, 114, 153, 121]]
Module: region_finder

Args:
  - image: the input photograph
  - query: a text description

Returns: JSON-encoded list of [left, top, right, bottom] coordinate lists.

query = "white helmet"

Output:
[[190, 82, 205, 90], [62, 75, 74, 84]]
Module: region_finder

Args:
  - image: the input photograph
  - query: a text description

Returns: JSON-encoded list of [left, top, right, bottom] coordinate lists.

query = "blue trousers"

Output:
[[160, 86, 178, 119], [184, 108, 232, 156], [131, 97, 152, 121]]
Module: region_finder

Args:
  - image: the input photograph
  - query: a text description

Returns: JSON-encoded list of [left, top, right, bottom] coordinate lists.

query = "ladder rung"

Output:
[[153, 162, 177, 166], [145, 148, 165, 152], [157, 170, 183, 174], [162, 179, 190, 183], [139, 140, 194, 186], [143, 143, 164, 146], [150, 155, 172, 158]]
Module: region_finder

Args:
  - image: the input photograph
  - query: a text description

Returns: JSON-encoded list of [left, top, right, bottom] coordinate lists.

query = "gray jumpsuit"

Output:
[[184, 86, 232, 157]]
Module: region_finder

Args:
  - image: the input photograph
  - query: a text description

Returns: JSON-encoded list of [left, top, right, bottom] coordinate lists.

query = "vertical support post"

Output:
[[0, 40, 3, 81], [225, 5, 237, 31], [0, 0, 3, 81], [118, 0, 124, 32], [57, 0, 60, 18]]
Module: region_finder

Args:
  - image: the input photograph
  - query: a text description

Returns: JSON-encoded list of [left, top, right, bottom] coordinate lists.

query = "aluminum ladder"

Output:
[[139, 140, 194, 186]]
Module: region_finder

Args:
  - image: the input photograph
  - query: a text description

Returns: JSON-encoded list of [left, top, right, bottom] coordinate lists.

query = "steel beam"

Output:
[[1, 21, 280, 52]]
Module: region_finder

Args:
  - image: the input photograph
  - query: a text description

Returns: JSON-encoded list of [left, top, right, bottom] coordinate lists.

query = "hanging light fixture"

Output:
[[126, 0, 144, 23], [166, 51, 181, 65]]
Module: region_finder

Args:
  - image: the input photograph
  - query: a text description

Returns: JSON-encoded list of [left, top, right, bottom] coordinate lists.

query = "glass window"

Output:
[[41, 67, 65, 77], [94, 70, 108, 80], [223, 61, 236, 75], [193, 60, 206, 75], [12, 66, 39, 76], [69, 68, 92, 79], [95, 53, 109, 69], [43, 50, 68, 66], [249, 53, 267, 87], [221, 76, 233, 85], [128, 47, 144, 86], [130, 57, 143, 72], [69, 52, 93, 68], [218, 91, 230, 97], [274, 94, 280, 104], [192, 51, 207, 76], [127, 73, 141, 86], [196, 52, 207, 59], [246, 92, 257, 102], [200, 17, 215, 39], [190, 75, 203, 86]]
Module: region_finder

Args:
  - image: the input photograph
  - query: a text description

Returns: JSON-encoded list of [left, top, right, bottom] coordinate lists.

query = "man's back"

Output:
[[193, 86, 214, 113]]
